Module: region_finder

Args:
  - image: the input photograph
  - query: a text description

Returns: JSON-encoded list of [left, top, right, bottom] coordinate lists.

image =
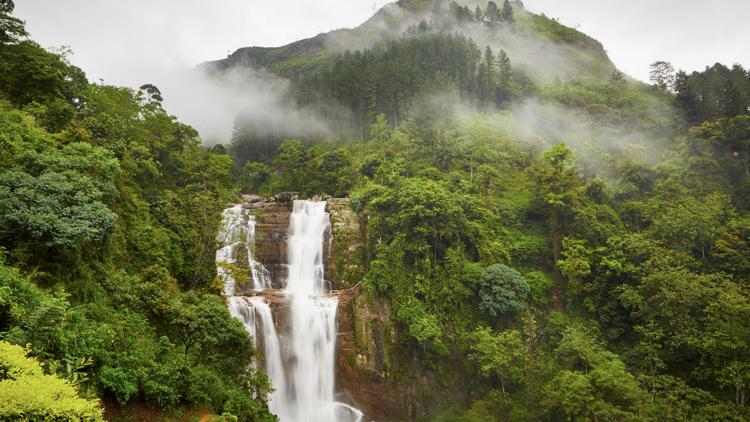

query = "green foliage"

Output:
[[0, 9, 268, 417], [0, 1, 27, 45], [477, 264, 530, 317], [314, 32, 490, 133], [532, 142, 582, 261], [370, 114, 390, 143], [370, 177, 468, 258], [396, 298, 444, 352], [0, 258, 267, 413], [0, 37, 87, 131], [539, 77, 677, 134], [650, 61, 676, 92], [0, 103, 119, 254], [306, 149, 356, 196], [237, 140, 357, 197], [0, 340, 104, 421], [683, 116, 750, 205], [541, 325, 647, 420], [223, 387, 277, 422], [239, 161, 271, 194], [557, 237, 592, 298], [645, 191, 733, 259], [0, 169, 117, 250], [521, 12, 607, 62], [676, 63, 750, 124], [523, 271, 553, 306], [470, 327, 526, 404], [363, 236, 407, 295]]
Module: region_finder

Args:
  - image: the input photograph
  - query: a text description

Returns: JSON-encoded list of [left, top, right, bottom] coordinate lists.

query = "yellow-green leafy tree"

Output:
[[0, 340, 104, 421]]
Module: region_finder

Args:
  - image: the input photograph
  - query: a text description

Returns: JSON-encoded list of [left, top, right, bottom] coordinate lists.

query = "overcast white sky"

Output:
[[15, 0, 749, 86]]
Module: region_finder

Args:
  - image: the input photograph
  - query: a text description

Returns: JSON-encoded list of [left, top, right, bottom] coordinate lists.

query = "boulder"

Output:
[[273, 192, 299, 202], [241, 194, 264, 204]]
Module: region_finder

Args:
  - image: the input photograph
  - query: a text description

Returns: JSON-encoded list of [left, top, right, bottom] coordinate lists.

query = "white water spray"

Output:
[[229, 296, 286, 408], [281, 201, 350, 421]]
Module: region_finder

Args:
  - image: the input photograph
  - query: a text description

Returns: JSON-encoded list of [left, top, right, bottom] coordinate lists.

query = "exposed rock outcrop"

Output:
[[238, 195, 294, 292], [334, 287, 401, 421]]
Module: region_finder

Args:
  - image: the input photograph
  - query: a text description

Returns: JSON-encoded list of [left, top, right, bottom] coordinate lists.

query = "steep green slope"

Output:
[[237, 101, 750, 422]]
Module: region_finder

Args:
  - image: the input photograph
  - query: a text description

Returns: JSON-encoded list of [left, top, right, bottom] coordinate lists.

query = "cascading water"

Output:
[[217, 205, 272, 295], [216, 205, 243, 296], [228, 296, 286, 406], [217, 199, 362, 422], [280, 200, 360, 422]]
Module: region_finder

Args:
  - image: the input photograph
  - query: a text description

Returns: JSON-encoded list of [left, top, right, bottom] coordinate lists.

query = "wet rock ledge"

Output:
[[236, 193, 364, 293]]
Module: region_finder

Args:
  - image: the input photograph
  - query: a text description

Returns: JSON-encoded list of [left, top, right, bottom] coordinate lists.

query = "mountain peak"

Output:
[[204, 0, 615, 83]]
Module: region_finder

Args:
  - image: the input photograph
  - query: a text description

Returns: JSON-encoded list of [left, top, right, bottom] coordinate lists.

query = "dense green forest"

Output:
[[3, 0, 750, 420], [0, 1, 274, 420]]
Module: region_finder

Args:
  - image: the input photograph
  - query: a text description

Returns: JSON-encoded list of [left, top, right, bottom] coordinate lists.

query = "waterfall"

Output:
[[218, 200, 362, 422], [217, 205, 272, 295], [282, 200, 351, 422], [217, 205, 243, 296], [229, 296, 286, 408], [286, 201, 330, 296]]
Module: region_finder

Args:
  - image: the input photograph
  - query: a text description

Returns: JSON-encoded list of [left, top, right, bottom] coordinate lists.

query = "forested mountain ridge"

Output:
[[208, 0, 675, 170], [206, 0, 611, 82]]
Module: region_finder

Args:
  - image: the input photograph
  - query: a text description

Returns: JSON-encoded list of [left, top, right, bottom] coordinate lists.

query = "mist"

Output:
[[161, 67, 331, 146], [408, 85, 677, 177], [14, 0, 391, 145], [166, 0, 675, 164], [506, 97, 674, 170]]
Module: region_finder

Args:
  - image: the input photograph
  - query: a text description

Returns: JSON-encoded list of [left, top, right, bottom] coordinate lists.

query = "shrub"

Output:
[[478, 264, 530, 317], [0, 340, 104, 421]]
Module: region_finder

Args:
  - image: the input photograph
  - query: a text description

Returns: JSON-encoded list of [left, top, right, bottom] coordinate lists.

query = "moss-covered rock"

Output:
[[326, 198, 366, 290]]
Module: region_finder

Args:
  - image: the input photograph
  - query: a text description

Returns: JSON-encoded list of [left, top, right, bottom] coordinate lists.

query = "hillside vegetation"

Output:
[[0, 1, 274, 420], [212, 0, 624, 163]]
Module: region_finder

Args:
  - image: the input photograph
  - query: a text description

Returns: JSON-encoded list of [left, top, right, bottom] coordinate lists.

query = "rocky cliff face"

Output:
[[236, 194, 456, 421], [334, 287, 402, 420], [238, 194, 363, 292], [239, 193, 294, 292], [335, 286, 465, 421]]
